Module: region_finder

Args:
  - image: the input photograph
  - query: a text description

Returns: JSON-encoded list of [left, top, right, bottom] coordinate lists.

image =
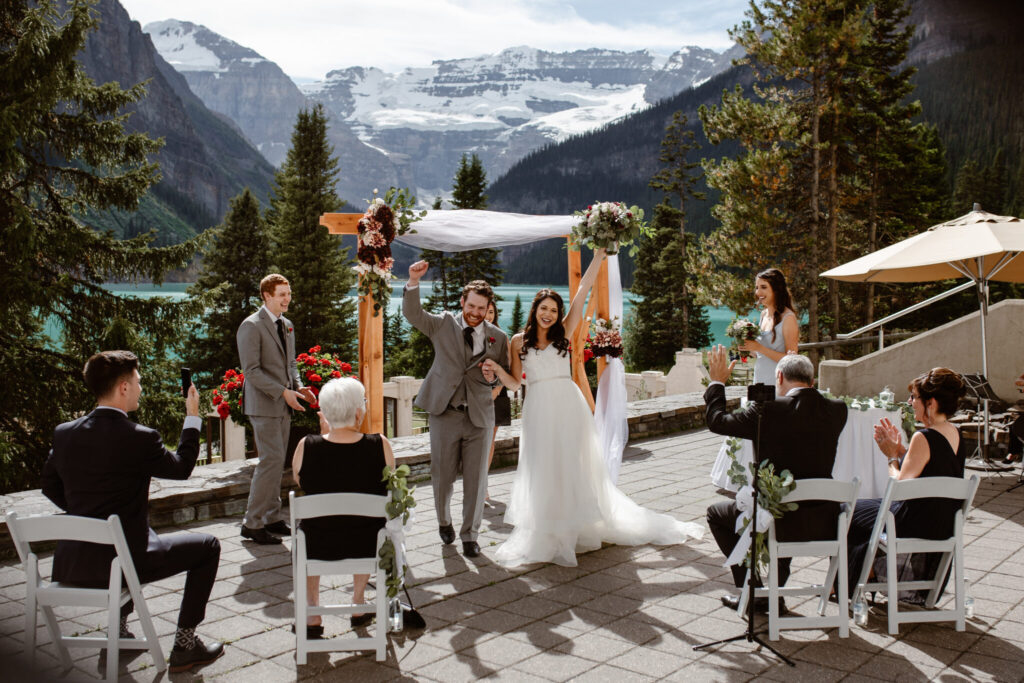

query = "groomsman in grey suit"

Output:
[[237, 273, 313, 544], [403, 260, 509, 557]]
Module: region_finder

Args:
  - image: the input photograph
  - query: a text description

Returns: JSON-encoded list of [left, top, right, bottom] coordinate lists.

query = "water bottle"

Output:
[[853, 600, 868, 626], [388, 596, 404, 633]]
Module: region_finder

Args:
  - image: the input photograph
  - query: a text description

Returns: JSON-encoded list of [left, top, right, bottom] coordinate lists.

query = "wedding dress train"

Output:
[[495, 345, 704, 568]]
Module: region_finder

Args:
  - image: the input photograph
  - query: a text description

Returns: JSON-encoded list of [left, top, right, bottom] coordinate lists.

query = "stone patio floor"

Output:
[[1, 427, 1023, 682]]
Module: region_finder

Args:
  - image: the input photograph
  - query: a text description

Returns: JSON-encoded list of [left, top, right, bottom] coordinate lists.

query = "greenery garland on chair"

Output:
[[725, 438, 798, 575], [378, 463, 417, 598]]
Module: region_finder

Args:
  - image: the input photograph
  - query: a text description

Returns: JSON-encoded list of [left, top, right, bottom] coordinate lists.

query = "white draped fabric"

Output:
[[395, 210, 576, 252], [710, 403, 902, 499], [594, 255, 629, 483]]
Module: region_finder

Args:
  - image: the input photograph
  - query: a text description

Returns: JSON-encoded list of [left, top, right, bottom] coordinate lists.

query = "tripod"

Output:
[[694, 397, 795, 666], [962, 374, 1011, 472]]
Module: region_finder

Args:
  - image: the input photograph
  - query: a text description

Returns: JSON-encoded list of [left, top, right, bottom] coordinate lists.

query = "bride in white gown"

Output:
[[483, 249, 704, 568]]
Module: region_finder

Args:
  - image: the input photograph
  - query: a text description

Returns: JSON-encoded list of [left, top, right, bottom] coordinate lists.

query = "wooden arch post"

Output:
[[320, 211, 612, 427], [319, 212, 384, 433]]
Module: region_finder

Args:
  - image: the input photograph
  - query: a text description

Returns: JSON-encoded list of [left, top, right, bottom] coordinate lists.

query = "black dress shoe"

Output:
[[720, 593, 788, 615], [241, 525, 282, 545], [168, 638, 224, 673], [462, 541, 481, 557], [264, 521, 290, 535], [439, 524, 455, 544], [291, 623, 324, 639], [350, 613, 374, 627]]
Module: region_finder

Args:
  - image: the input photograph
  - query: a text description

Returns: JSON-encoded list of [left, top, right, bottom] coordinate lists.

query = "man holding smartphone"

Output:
[[236, 273, 313, 544], [42, 351, 223, 672]]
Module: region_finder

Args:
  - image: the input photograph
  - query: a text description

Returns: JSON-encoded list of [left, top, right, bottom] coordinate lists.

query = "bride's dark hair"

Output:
[[520, 289, 571, 359]]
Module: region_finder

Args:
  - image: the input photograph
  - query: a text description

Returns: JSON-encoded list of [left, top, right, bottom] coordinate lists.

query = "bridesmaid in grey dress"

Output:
[[740, 268, 799, 385]]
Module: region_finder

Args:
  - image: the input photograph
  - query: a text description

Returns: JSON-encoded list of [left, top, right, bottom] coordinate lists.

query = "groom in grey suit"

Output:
[[404, 260, 509, 557], [237, 273, 313, 544]]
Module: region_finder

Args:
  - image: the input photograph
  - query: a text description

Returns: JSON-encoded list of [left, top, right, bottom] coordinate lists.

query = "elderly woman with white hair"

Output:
[[292, 378, 395, 637]]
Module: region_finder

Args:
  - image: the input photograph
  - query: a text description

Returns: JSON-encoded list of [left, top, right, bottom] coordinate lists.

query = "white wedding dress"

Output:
[[495, 345, 704, 568]]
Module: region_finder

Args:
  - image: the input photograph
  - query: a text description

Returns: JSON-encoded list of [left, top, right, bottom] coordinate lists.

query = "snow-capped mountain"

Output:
[[145, 20, 308, 167], [143, 20, 739, 203]]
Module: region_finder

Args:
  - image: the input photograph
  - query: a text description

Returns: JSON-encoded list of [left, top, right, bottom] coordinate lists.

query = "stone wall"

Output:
[[0, 388, 742, 557]]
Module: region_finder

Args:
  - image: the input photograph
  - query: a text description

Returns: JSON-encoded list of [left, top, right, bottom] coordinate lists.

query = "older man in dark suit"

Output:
[[236, 273, 313, 544], [42, 351, 223, 672], [704, 346, 848, 612]]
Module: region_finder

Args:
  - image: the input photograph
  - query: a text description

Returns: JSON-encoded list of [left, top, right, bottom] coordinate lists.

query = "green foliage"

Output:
[[378, 463, 417, 598], [0, 0, 208, 493], [186, 189, 271, 383], [510, 295, 525, 335], [268, 104, 357, 357], [447, 154, 504, 288], [630, 110, 710, 371]]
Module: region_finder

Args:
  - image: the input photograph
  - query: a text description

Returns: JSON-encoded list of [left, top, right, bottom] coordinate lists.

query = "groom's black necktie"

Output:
[[463, 326, 475, 349], [275, 319, 288, 358]]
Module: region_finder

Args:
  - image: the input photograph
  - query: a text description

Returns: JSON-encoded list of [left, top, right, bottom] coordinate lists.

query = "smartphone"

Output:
[[180, 367, 192, 398]]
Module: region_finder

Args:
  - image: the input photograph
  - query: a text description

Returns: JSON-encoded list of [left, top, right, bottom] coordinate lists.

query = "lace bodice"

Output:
[[522, 344, 572, 385]]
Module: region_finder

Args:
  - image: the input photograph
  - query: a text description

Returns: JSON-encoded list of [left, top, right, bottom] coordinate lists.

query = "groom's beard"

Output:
[[463, 313, 484, 327]]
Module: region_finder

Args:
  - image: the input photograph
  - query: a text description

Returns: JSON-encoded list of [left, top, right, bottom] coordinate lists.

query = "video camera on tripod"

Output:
[[747, 382, 775, 403]]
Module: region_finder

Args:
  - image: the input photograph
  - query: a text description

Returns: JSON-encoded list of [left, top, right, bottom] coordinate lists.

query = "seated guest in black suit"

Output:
[[847, 368, 966, 600], [704, 346, 848, 612], [292, 378, 395, 635], [41, 351, 223, 672]]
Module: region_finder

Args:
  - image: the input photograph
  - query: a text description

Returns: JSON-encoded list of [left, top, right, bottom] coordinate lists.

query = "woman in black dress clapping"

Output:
[[292, 378, 395, 635]]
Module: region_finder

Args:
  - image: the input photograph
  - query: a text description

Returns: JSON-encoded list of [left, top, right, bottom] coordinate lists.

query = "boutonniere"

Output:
[[488, 336, 495, 346], [288, 326, 294, 334]]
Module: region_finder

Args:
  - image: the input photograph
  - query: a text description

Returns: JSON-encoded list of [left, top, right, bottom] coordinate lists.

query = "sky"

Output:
[[118, 0, 750, 81]]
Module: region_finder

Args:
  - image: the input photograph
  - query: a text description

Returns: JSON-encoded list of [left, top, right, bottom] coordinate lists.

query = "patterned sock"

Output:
[[119, 616, 133, 639], [174, 627, 197, 650]]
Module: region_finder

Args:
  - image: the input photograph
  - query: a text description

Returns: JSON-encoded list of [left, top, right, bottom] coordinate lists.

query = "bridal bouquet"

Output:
[[589, 317, 624, 359], [725, 317, 759, 358], [355, 187, 425, 315], [571, 201, 648, 255], [212, 369, 246, 425]]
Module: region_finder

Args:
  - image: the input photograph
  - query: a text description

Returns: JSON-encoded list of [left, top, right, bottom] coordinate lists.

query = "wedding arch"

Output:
[[320, 208, 617, 433]]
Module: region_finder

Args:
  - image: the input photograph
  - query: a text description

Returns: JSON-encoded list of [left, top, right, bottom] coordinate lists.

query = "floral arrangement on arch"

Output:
[[354, 187, 425, 314], [571, 201, 649, 255], [589, 316, 624, 359], [212, 369, 246, 424], [294, 346, 356, 431]]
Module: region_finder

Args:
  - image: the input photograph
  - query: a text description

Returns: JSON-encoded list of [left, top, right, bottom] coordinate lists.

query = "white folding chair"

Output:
[[289, 490, 388, 664], [739, 477, 861, 640], [5, 512, 165, 682], [851, 474, 980, 635]]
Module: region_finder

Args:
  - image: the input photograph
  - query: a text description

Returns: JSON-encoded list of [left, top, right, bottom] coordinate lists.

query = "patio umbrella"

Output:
[[821, 204, 1024, 378], [822, 204, 1024, 467]]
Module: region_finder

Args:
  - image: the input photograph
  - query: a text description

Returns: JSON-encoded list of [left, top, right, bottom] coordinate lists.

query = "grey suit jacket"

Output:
[[403, 285, 509, 428], [237, 307, 301, 417]]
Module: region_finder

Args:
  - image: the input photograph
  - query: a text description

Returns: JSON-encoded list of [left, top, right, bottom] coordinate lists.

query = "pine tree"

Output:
[[186, 189, 271, 381], [510, 295, 525, 334], [635, 111, 707, 352], [449, 154, 504, 287], [421, 195, 457, 312], [268, 104, 357, 358], [0, 0, 207, 492]]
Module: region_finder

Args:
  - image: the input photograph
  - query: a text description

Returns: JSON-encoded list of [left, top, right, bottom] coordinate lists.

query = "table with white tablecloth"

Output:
[[709, 403, 905, 499]]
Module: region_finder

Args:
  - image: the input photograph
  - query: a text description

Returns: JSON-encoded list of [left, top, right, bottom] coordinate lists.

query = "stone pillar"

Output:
[[641, 371, 665, 398], [664, 348, 708, 396], [390, 376, 421, 437], [222, 416, 246, 462]]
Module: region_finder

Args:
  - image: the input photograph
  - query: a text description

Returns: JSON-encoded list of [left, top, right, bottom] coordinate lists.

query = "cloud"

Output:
[[120, 0, 745, 79]]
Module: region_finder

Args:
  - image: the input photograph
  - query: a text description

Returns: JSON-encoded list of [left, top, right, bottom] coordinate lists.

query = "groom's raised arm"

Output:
[[402, 260, 444, 338]]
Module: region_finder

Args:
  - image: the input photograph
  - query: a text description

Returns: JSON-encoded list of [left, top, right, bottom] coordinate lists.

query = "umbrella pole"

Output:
[[965, 276, 1010, 471]]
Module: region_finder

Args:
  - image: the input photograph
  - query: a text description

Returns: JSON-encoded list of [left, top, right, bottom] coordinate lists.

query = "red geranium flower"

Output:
[[226, 382, 237, 391], [212, 394, 223, 405], [216, 403, 230, 419], [331, 370, 341, 378], [310, 401, 320, 409], [310, 373, 322, 383], [310, 386, 319, 396], [340, 362, 352, 373], [225, 369, 237, 378], [310, 345, 321, 353], [584, 349, 594, 362]]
